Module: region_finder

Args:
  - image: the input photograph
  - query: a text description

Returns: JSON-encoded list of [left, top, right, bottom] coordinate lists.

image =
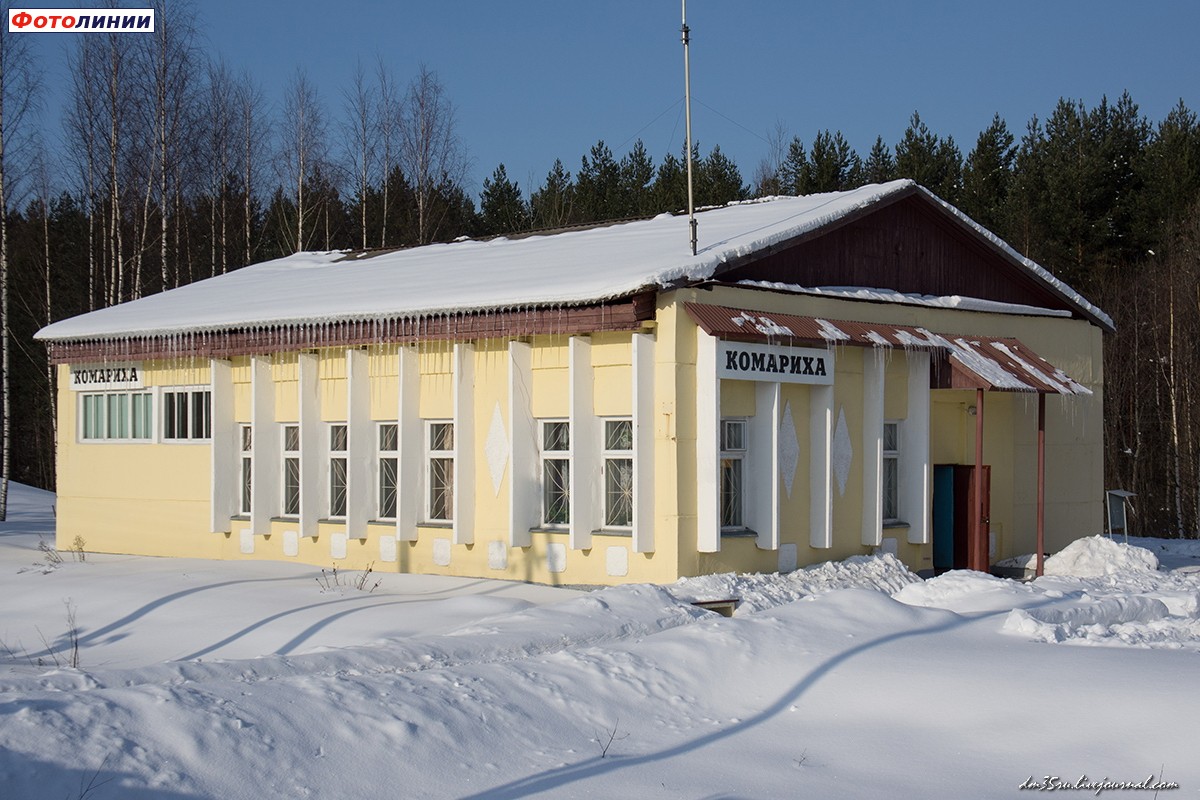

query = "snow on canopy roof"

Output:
[[36, 179, 1111, 343]]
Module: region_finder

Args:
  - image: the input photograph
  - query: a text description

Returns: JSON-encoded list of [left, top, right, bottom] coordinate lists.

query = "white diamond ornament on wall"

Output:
[[484, 402, 509, 497], [779, 400, 800, 498], [832, 406, 853, 496]]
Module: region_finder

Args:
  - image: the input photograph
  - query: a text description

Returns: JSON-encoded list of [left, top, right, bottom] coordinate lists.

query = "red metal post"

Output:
[[1036, 393, 1046, 577], [973, 388, 985, 572]]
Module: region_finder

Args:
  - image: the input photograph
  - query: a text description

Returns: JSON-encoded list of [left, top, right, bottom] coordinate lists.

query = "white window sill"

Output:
[[720, 528, 758, 539]]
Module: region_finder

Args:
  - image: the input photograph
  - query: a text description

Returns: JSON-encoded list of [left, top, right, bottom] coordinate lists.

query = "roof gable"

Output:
[[711, 187, 1113, 332]]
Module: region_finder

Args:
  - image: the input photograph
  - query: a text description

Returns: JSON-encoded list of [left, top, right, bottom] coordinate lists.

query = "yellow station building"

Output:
[[37, 181, 1110, 585]]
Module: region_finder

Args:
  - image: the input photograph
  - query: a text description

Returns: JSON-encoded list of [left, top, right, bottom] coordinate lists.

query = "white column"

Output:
[[810, 384, 834, 549], [695, 331, 721, 553], [862, 349, 885, 546], [250, 356, 278, 536], [904, 351, 932, 544], [346, 349, 371, 539], [209, 358, 235, 533], [632, 332, 656, 553], [749, 381, 781, 550], [452, 343, 475, 545], [508, 341, 538, 547], [298, 352, 321, 538], [568, 336, 597, 550], [396, 346, 421, 541]]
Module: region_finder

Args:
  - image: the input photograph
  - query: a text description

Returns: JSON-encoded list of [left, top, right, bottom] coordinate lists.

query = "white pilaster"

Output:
[[250, 356, 278, 535], [452, 343, 475, 545], [749, 381, 781, 550], [632, 332, 656, 553], [209, 358, 235, 533], [508, 341, 538, 547], [904, 351, 932, 544], [396, 346, 421, 541], [810, 384, 834, 549], [696, 331, 721, 553], [346, 349, 370, 539], [298, 352, 321, 538], [568, 336, 597, 550], [862, 349, 885, 546]]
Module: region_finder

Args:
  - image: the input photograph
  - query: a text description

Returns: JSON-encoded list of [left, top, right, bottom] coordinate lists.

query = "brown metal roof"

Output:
[[685, 303, 1091, 396]]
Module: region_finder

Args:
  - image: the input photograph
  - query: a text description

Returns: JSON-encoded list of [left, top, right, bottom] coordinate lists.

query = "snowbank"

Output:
[[671, 553, 920, 614], [1043, 535, 1159, 578]]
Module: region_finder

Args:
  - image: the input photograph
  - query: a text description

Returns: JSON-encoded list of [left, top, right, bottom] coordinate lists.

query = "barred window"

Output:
[[282, 424, 300, 517], [427, 422, 454, 522], [378, 423, 398, 520], [720, 419, 747, 529], [883, 421, 900, 522], [540, 421, 570, 526], [329, 424, 347, 519], [240, 424, 252, 515], [603, 419, 633, 528]]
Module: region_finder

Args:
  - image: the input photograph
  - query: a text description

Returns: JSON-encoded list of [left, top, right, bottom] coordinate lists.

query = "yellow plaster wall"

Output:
[[531, 337, 568, 419], [419, 348, 454, 420], [369, 346, 399, 421], [686, 287, 1104, 563], [55, 363, 218, 558]]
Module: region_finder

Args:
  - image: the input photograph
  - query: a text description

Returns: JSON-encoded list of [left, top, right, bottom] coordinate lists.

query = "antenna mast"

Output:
[[682, 0, 697, 256]]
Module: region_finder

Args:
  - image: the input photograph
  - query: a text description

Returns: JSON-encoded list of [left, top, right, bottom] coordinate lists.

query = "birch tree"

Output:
[[399, 65, 467, 245], [0, 7, 37, 520], [343, 61, 376, 251], [277, 69, 327, 252]]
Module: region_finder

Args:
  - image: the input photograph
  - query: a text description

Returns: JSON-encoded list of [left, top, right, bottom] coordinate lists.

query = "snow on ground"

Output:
[[2, 485, 1198, 799]]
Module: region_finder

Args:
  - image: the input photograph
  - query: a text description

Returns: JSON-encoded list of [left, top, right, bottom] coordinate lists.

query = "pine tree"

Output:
[[778, 136, 807, 194], [863, 136, 895, 184], [804, 130, 862, 193], [531, 159, 575, 229], [650, 151, 687, 212], [961, 114, 1016, 231], [479, 163, 529, 235], [1143, 100, 1200, 237], [895, 112, 962, 202], [575, 140, 621, 222], [698, 145, 746, 207], [619, 140, 655, 217]]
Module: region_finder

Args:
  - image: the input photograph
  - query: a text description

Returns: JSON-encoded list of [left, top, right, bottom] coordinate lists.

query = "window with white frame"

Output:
[[427, 421, 454, 522], [329, 424, 347, 519], [163, 388, 212, 441], [603, 419, 634, 528], [80, 392, 153, 441], [378, 423, 399, 520], [720, 419, 747, 529], [883, 421, 900, 523], [540, 420, 570, 526], [282, 424, 300, 517], [239, 424, 252, 515]]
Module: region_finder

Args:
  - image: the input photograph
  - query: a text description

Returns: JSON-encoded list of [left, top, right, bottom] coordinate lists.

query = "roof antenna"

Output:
[[682, 0, 698, 256]]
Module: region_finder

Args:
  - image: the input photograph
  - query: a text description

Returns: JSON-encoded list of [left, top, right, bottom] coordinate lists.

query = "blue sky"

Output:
[[19, 0, 1200, 197]]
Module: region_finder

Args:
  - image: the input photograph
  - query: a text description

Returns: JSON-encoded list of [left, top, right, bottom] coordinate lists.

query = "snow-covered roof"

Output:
[[36, 179, 1112, 343]]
